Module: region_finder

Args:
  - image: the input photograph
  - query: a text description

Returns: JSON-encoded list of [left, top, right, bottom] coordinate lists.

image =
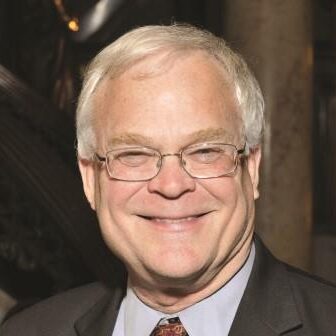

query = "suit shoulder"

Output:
[[285, 264, 336, 318], [286, 264, 336, 295], [0, 282, 110, 336]]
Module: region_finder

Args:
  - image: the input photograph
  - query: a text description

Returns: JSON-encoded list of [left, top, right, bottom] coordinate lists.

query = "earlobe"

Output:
[[78, 158, 97, 210], [247, 146, 262, 200]]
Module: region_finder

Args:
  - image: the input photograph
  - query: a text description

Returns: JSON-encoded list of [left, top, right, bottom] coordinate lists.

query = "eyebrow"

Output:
[[107, 128, 237, 148], [187, 128, 237, 143], [107, 133, 155, 147]]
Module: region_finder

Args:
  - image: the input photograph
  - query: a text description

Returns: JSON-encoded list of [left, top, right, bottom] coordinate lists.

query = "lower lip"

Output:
[[139, 214, 207, 232]]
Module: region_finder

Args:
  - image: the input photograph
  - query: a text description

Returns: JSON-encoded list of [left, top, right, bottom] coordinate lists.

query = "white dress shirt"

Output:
[[112, 244, 255, 336]]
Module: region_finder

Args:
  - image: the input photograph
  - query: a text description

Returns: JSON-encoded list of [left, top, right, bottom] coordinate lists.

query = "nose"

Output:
[[147, 154, 196, 199]]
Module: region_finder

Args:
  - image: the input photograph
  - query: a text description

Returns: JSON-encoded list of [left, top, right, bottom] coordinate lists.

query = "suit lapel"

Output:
[[229, 237, 302, 336], [74, 285, 125, 336]]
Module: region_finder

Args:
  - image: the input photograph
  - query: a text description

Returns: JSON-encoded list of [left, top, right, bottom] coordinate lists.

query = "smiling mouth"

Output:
[[138, 212, 209, 223]]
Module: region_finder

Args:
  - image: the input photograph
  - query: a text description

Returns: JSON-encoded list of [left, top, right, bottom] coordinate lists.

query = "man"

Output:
[[1, 24, 335, 336]]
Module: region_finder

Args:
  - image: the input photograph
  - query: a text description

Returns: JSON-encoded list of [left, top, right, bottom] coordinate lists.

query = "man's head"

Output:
[[77, 24, 264, 311]]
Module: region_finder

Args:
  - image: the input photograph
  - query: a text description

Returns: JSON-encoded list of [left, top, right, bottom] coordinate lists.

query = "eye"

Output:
[[114, 149, 155, 167], [187, 146, 224, 163]]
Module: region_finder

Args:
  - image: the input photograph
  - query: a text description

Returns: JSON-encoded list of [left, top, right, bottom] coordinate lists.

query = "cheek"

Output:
[[197, 173, 252, 232], [95, 177, 133, 233], [197, 176, 241, 206], [194, 174, 254, 265], [94, 179, 145, 258], [96, 174, 145, 211], [207, 167, 254, 204]]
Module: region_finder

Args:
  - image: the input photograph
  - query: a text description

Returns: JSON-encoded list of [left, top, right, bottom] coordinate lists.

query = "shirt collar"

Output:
[[121, 244, 255, 336]]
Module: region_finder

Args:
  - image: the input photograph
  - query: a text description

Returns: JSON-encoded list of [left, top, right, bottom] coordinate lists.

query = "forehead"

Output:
[[93, 51, 242, 148]]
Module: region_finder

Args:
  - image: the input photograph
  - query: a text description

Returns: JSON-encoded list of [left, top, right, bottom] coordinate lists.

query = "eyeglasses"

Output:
[[95, 142, 245, 182]]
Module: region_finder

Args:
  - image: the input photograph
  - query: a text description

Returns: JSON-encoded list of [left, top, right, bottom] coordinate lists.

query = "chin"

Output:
[[144, 255, 209, 288]]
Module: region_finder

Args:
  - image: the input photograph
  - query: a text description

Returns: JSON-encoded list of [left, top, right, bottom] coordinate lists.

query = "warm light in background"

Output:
[[68, 19, 79, 32], [54, 0, 80, 32]]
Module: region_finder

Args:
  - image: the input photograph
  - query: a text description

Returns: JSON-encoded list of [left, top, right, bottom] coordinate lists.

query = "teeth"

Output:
[[139, 213, 207, 223], [150, 216, 197, 223]]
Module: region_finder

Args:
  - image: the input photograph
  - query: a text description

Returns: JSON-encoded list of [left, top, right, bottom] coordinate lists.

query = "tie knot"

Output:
[[150, 317, 189, 336]]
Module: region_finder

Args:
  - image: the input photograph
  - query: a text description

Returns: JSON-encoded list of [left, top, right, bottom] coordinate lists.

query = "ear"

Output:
[[78, 158, 97, 210], [246, 146, 262, 200]]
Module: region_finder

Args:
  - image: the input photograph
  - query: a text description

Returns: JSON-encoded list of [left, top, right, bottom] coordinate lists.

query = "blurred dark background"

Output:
[[0, 0, 335, 319]]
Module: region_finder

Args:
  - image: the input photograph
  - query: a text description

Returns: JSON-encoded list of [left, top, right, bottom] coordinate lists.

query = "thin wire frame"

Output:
[[95, 143, 246, 182]]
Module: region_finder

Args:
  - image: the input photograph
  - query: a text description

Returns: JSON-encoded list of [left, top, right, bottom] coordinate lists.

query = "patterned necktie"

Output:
[[150, 317, 189, 336]]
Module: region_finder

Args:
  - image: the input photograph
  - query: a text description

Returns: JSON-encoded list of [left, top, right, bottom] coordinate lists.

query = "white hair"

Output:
[[76, 24, 264, 159]]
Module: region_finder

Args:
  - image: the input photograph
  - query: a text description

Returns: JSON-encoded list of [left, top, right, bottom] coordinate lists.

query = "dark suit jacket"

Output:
[[1, 237, 336, 335]]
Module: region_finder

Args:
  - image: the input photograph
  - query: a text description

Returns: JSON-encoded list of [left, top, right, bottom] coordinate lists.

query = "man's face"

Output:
[[79, 51, 261, 294]]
